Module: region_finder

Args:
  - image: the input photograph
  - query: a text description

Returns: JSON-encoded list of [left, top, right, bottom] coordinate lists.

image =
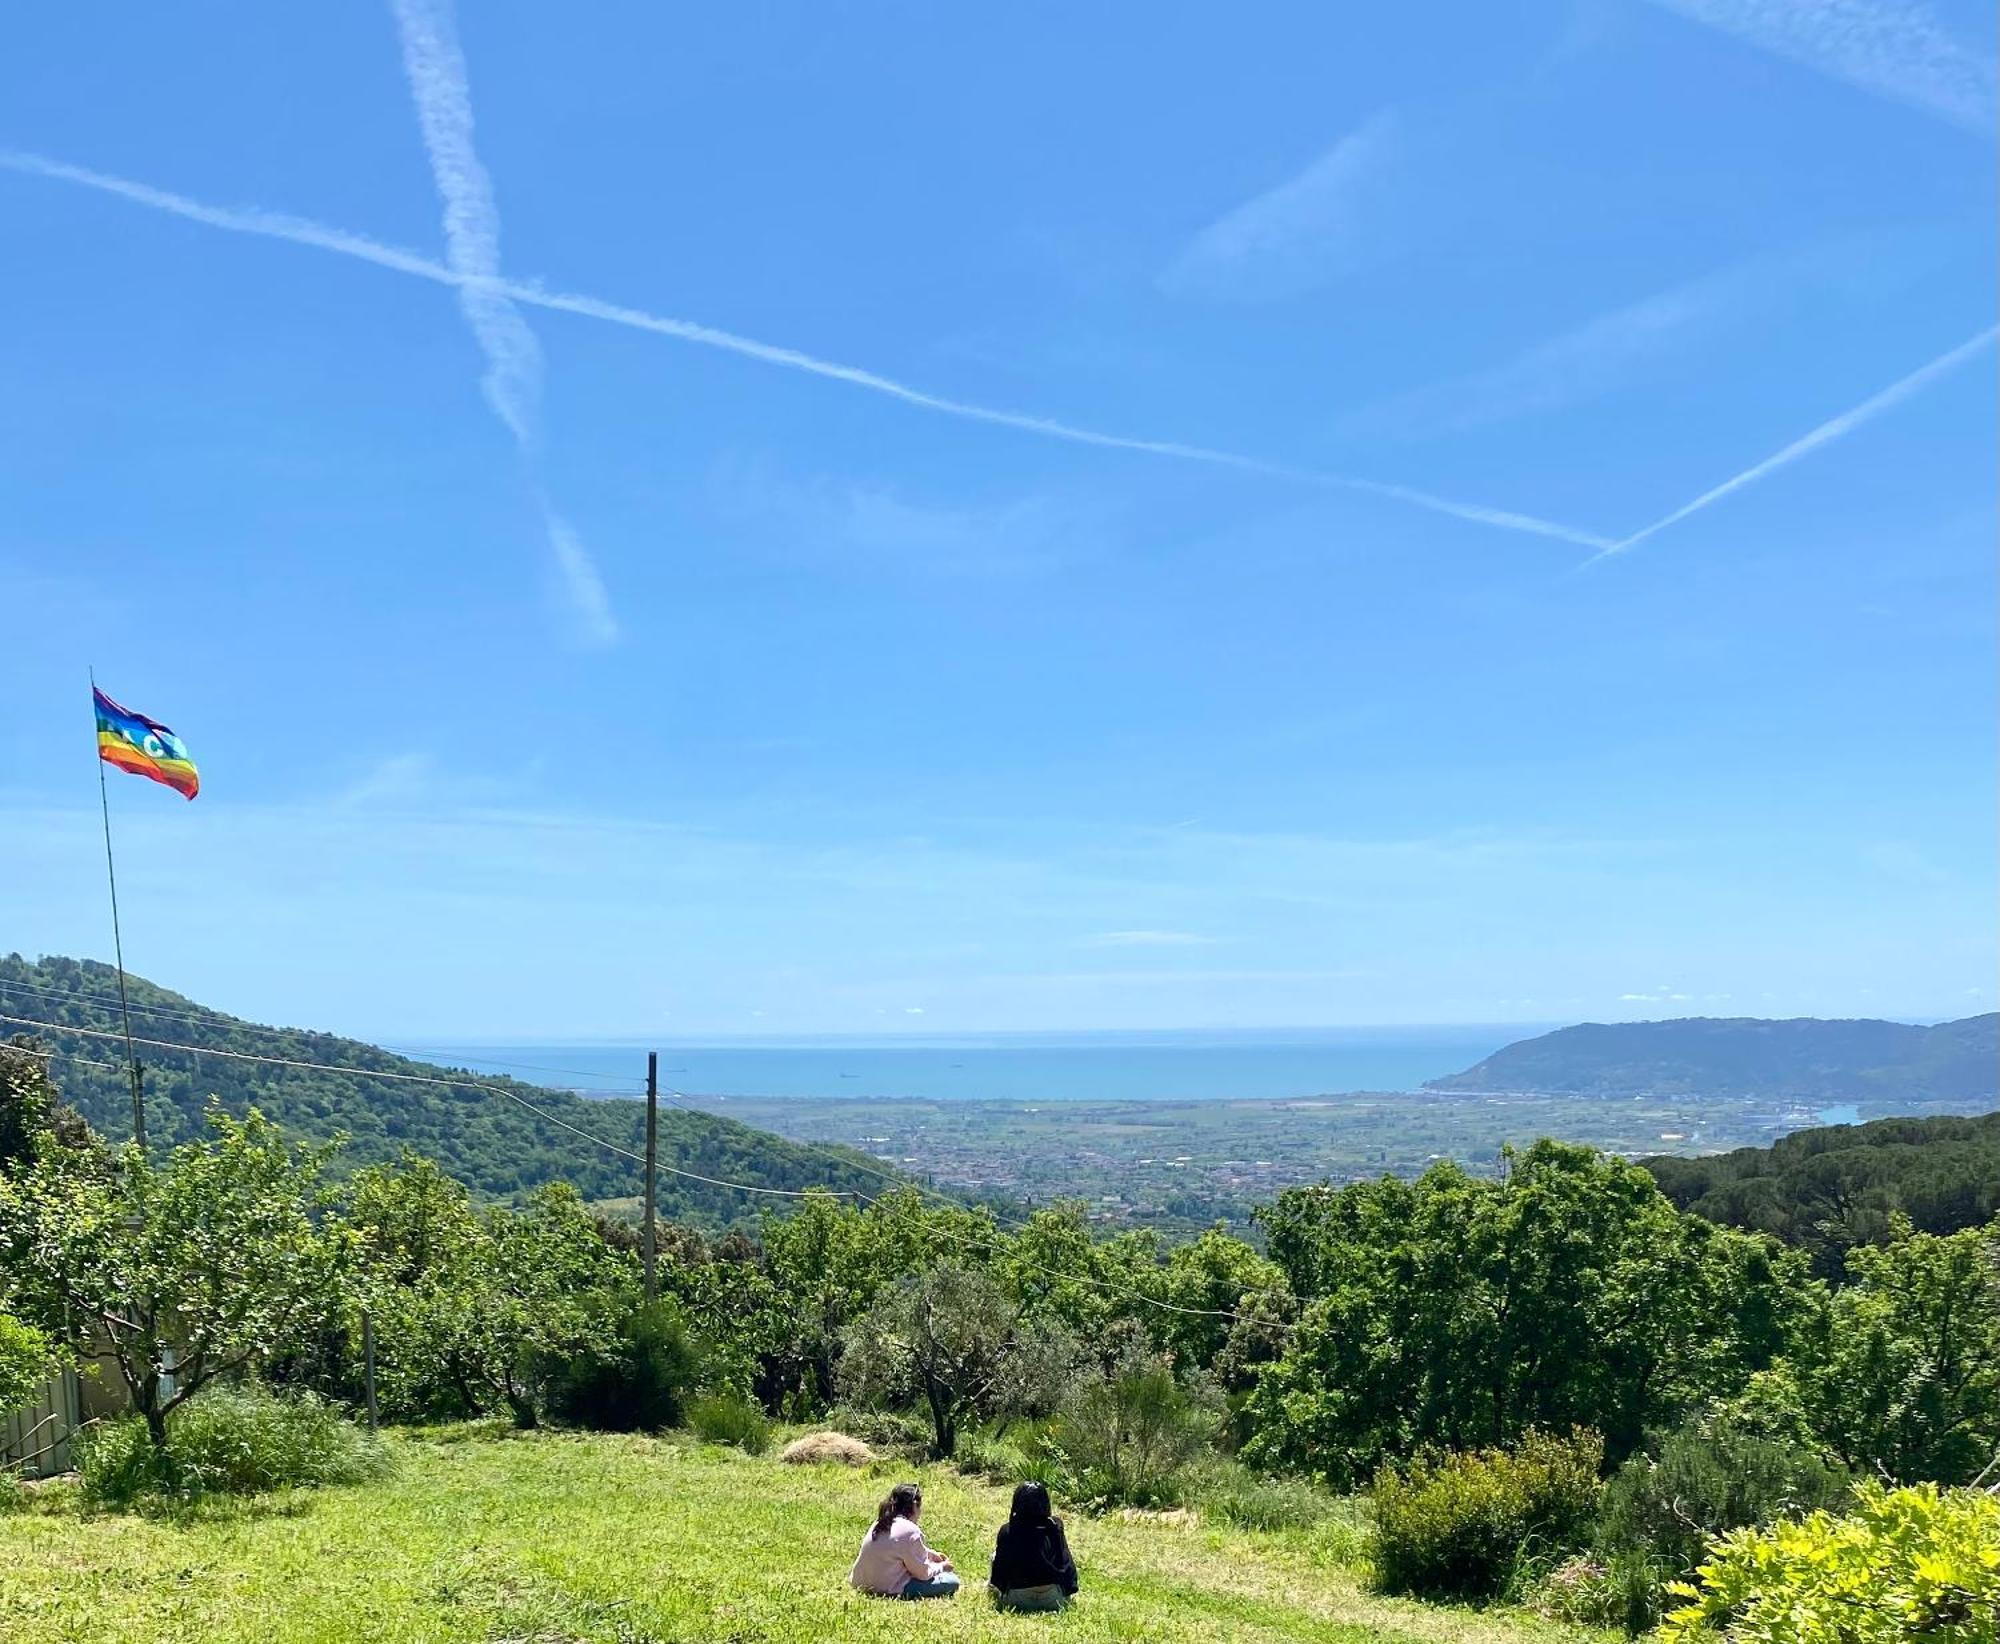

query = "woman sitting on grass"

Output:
[[989, 1482, 1079, 1612], [850, 1482, 960, 1600]]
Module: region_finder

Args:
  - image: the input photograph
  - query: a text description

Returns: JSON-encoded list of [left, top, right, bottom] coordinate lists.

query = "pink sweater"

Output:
[[850, 1516, 946, 1595]]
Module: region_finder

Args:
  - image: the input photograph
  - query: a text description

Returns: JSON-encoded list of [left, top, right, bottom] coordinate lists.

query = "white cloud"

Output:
[[1080, 930, 1215, 948], [1161, 112, 1400, 302], [1593, 325, 1998, 560], [0, 147, 1608, 551], [1643, 0, 1997, 133], [387, 0, 615, 644], [1347, 270, 1738, 438]]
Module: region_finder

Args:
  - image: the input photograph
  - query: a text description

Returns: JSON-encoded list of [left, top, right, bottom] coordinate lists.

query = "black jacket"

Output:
[[990, 1515, 1079, 1595]]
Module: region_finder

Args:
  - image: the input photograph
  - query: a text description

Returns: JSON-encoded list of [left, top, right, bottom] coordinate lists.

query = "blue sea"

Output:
[[392, 1025, 1541, 1104]]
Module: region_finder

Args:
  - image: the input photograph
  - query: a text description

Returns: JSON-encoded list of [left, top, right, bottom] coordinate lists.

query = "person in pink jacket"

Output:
[[850, 1482, 960, 1600]]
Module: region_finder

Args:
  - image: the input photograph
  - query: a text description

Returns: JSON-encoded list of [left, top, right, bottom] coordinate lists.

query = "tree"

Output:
[[1797, 1217, 2000, 1483], [0, 1040, 94, 1180], [352, 1165, 630, 1428], [0, 1309, 52, 1415], [1245, 1141, 1815, 1485], [839, 1264, 1060, 1457], [0, 1107, 347, 1450]]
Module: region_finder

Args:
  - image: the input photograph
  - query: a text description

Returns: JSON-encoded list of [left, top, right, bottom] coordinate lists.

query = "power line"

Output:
[[0, 977, 643, 1090], [4, 1012, 1281, 1328], [0, 1011, 827, 1197]]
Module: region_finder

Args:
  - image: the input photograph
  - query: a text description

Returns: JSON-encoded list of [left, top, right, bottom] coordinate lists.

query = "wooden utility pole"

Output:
[[361, 1310, 378, 1432], [642, 1050, 659, 1303]]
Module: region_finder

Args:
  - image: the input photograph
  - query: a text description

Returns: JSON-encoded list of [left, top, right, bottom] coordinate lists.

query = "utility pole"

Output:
[[643, 1050, 658, 1304], [361, 1310, 378, 1432]]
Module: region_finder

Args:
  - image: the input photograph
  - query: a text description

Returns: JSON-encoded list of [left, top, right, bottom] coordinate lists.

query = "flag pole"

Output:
[[89, 667, 146, 1151]]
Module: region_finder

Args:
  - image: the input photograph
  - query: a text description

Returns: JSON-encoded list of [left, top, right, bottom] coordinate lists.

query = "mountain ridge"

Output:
[[0, 953, 897, 1229], [1426, 1012, 1998, 1104]]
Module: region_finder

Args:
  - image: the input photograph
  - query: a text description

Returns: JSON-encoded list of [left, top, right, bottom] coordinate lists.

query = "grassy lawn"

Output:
[[0, 1429, 1611, 1644]]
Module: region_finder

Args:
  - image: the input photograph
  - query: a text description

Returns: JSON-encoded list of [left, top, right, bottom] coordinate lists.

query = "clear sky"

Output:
[[2, 1, 1993, 1040]]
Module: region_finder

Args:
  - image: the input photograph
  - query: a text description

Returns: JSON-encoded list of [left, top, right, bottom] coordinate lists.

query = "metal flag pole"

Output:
[[89, 666, 146, 1150]]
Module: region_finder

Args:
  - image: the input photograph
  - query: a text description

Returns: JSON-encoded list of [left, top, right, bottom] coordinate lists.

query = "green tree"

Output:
[[0, 1108, 347, 1450], [839, 1263, 1060, 1458], [355, 1169, 629, 1428], [0, 1309, 53, 1415], [1246, 1142, 1813, 1485], [1798, 1217, 2000, 1483]]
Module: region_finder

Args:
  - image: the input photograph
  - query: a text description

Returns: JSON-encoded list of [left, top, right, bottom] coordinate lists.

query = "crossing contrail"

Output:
[[0, 146, 1613, 552], [1589, 326, 1998, 562], [387, 0, 616, 646]]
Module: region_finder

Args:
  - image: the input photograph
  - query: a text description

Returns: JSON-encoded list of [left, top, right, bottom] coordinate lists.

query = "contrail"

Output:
[[388, 0, 615, 645], [0, 147, 1611, 552], [1590, 326, 1998, 562]]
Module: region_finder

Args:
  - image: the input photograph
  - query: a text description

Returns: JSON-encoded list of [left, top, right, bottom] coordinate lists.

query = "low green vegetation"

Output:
[[1660, 1481, 2000, 1643], [1, 1427, 1605, 1644], [77, 1385, 390, 1505], [1372, 1431, 1604, 1603]]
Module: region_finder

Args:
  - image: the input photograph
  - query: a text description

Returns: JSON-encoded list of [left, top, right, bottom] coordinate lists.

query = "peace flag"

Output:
[[94, 686, 200, 800]]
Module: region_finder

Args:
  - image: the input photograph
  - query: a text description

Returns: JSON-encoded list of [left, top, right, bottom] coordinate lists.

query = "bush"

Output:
[[1661, 1481, 2000, 1643], [543, 1299, 699, 1432], [1595, 1417, 1850, 1614], [1371, 1428, 1604, 1601], [78, 1385, 389, 1505], [1042, 1366, 1220, 1508], [686, 1392, 771, 1455]]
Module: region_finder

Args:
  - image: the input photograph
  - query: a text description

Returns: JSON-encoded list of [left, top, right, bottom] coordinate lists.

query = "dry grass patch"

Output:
[[781, 1430, 877, 1466]]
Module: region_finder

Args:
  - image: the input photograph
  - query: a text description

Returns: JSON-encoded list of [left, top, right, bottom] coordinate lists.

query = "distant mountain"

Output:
[[0, 954, 896, 1230], [1643, 1111, 2000, 1279], [1426, 1014, 1999, 1105]]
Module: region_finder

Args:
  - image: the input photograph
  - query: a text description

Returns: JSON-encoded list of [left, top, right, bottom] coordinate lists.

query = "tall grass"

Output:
[[78, 1386, 390, 1505]]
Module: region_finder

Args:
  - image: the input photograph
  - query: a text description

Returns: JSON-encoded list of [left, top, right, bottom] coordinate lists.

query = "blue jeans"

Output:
[[899, 1573, 962, 1600]]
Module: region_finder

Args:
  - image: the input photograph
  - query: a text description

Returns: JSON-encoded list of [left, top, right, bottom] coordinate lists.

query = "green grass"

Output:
[[0, 1427, 1612, 1643]]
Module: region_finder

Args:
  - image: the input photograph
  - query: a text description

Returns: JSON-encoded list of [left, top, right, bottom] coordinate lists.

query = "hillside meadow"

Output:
[[0, 1427, 1611, 1644]]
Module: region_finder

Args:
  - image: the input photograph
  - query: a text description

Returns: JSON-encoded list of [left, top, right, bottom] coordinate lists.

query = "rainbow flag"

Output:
[[94, 687, 200, 800]]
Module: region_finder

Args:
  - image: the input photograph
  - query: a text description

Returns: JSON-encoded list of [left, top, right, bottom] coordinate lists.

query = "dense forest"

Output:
[[1427, 1012, 1998, 1103], [0, 954, 892, 1229], [1643, 1111, 2000, 1278]]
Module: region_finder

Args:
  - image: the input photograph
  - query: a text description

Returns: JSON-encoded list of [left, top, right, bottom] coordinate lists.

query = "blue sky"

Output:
[[2, 0, 1993, 1040]]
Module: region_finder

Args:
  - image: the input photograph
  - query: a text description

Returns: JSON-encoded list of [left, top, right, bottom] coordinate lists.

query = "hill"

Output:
[[1642, 1110, 2000, 1277], [0, 954, 894, 1230], [1426, 1013, 1998, 1105]]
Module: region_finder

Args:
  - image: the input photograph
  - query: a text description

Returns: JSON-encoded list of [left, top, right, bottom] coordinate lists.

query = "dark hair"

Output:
[[872, 1482, 922, 1539], [1009, 1481, 1053, 1526]]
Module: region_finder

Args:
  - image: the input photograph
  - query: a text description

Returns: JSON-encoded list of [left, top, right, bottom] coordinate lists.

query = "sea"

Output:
[[390, 1025, 1543, 1104]]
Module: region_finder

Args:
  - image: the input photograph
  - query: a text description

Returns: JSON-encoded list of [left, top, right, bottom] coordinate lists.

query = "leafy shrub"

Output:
[[1042, 1365, 1220, 1508], [686, 1392, 771, 1455], [1595, 1417, 1850, 1608], [1371, 1428, 1604, 1601], [0, 1309, 53, 1415], [543, 1299, 699, 1432], [1661, 1481, 2000, 1643], [78, 1385, 389, 1504]]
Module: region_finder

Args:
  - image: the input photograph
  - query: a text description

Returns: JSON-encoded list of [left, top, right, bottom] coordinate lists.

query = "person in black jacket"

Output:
[[989, 1481, 1079, 1611]]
